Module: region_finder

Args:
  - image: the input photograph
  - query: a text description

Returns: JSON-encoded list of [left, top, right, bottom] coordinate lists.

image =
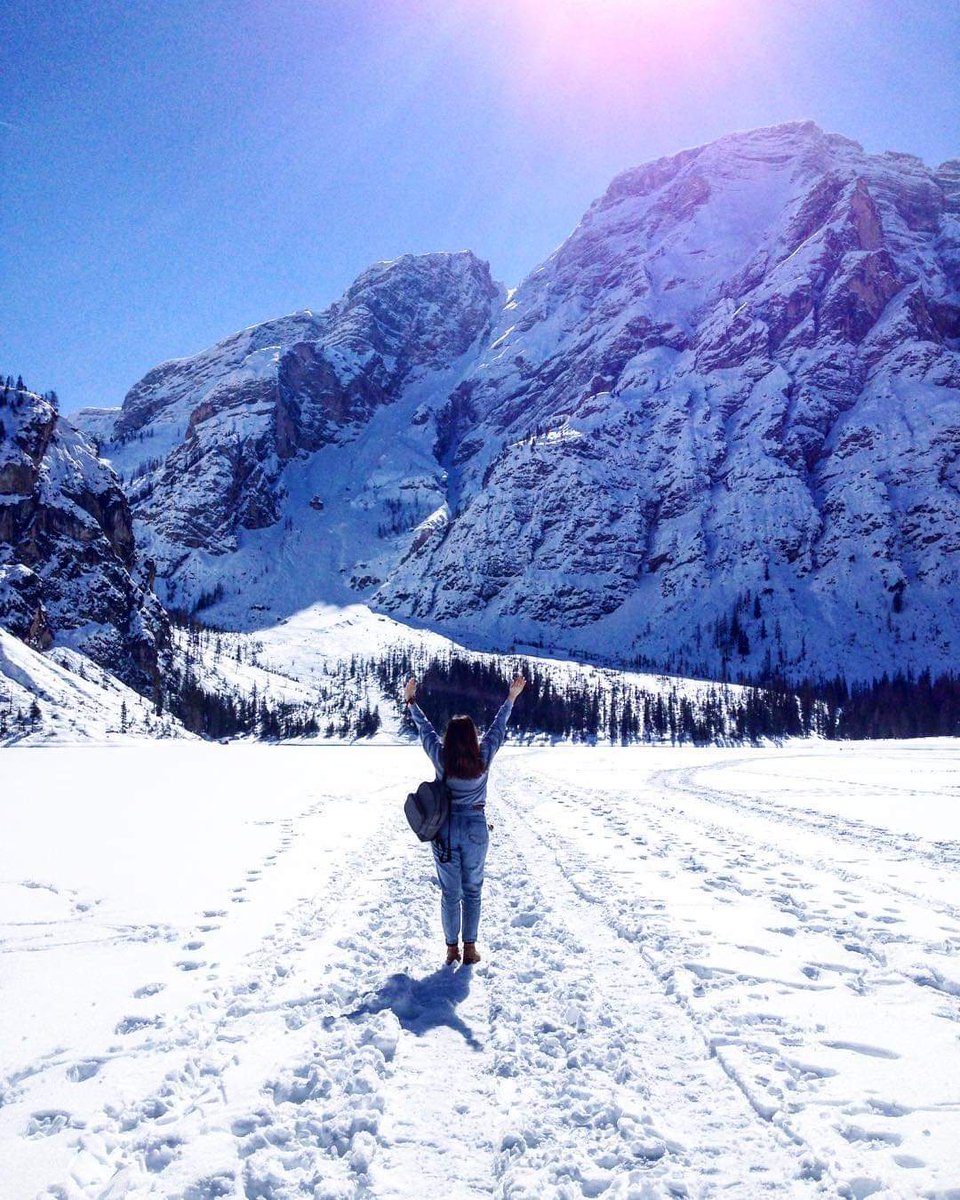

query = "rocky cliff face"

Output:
[[82, 252, 502, 611], [88, 123, 960, 680], [0, 379, 168, 690]]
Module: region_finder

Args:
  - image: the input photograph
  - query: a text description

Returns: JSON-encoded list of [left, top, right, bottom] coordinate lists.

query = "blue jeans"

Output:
[[432, 809, 489, 944]]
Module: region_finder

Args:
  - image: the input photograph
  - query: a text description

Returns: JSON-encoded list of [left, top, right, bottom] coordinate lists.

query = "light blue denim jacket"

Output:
[[409, 698, 514, 809]]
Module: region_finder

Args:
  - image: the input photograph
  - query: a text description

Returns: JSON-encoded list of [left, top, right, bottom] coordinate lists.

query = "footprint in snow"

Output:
[[139, 1134, 183, 1173], [116, 1015, 164, 1035], [66, 1059, 103, 1082], [176, 960, 206, 971], [511, 912, 541, 928], [841, 1125, 903, 1146], [183, 940, 205, 951], [267, 1062, 333, 1105], [866, 1098, 912, 1117], [182, 1170, 237, 1198], [823, 1040, 900, 1059], [202, 909, 227, 918], [138, 1096, 172, 1121], [24, 1109, 81, 1138], [133, 982, 166, 998], [230, 1114, 268, 1136]]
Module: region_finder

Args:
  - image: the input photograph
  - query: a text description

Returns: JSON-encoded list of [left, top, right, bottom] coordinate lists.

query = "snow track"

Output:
[[35, 787, 417, 1199], [482, 788, 816, 1197], [655, 758, 960, 908], [504, 746, 960, 1198], [2, 742, 959, 1198]]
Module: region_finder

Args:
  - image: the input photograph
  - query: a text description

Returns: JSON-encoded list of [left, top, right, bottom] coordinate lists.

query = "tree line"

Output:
[[162, 615, 960, 744], [360, 647, 808, 745], [9, 601, 956, 744]]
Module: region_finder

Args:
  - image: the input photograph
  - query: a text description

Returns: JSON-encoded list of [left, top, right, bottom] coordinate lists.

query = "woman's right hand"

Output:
[[508, 675, 526, 701], [403, 677, 417, 704]]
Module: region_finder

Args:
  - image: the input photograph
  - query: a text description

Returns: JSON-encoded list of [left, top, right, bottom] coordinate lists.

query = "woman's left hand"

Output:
[[403, 677, 417, 703]]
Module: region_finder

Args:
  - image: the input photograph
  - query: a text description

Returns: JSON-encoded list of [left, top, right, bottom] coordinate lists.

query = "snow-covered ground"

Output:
[[2, 740, 958, 1198]]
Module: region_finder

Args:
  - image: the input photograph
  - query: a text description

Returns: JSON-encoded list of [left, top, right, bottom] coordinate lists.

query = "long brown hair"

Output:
[[442, 715, 486, 779]]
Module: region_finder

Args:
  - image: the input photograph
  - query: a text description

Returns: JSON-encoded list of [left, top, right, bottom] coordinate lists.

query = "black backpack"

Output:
[[405, 775, 452, 860]]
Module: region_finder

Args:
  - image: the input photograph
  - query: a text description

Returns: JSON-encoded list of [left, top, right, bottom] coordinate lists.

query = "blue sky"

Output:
[[2, 0, 958, 412]]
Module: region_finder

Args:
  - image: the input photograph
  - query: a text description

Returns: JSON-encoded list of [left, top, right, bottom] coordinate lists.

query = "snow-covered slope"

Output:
[[0, 379, 169, 691], [189, 601, 761, 743], [0, 627, 183, 743], [85, 123, 960, 681]]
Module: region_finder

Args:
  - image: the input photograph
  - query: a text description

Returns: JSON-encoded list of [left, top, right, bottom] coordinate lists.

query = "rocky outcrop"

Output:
[[84, 253, 502, 606], [0, 379, 168, 691]]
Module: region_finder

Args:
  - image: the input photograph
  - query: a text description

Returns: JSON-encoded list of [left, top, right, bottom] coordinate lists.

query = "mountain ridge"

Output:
[[73, 121, 960, 682]]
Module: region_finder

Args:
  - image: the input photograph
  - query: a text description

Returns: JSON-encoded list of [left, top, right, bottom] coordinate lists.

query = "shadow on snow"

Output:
[[340, 965, 481, 1049]]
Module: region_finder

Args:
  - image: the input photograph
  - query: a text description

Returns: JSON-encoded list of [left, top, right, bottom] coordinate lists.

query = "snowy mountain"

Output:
[[81, 123, 960, 681], [0, 378, 169, 692], [383, 122, 960, 680], [77, 253, 502, 615]]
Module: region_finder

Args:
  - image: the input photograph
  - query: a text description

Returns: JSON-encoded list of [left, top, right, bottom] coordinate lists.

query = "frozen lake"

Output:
[[2, 740, 959, 1198]]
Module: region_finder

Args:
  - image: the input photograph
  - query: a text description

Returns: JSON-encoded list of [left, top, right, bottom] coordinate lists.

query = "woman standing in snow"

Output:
[[404, 673, 526, 965]]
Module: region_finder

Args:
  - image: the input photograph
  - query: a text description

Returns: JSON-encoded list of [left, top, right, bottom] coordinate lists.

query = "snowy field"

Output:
[[2, 740, 959, 1199]]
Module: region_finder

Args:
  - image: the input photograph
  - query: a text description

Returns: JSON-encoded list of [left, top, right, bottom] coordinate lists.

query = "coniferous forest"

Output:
[[161, 615, 960, 744]]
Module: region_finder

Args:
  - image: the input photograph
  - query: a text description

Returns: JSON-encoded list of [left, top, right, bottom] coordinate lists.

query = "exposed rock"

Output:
[[0, 379, 168, 691], [85, 253, 502, 598]]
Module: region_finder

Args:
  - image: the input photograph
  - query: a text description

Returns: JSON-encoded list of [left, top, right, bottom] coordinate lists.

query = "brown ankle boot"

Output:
[[445, 942, 461, 965], [462, 942, 481, 964]]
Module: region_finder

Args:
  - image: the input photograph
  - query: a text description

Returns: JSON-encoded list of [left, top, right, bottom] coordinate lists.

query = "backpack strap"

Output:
[[434, 770, 453, 864]]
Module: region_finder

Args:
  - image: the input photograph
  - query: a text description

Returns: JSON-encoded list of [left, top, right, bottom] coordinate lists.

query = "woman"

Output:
[[404, 673, 526, 965]]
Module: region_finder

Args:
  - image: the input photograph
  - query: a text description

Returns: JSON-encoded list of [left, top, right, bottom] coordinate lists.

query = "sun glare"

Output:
[[496, 0, 770, 132]]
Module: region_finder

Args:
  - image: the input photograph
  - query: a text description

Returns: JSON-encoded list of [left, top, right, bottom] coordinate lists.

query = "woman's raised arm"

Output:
[[404, 676, 444, 775], [481, 675, 525, 765]]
